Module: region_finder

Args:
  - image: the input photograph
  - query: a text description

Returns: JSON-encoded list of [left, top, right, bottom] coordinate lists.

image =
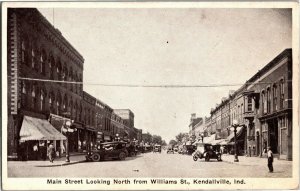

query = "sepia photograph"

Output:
[[2, 1, 299, 190]]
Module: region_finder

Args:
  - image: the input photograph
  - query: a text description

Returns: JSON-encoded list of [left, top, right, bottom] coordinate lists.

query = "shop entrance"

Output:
[[268, 119, 278, 153]]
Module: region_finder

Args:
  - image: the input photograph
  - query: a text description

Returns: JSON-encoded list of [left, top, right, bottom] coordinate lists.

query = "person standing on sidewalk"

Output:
[[267, 146, 274, 173], [47, 143, 55, 163]]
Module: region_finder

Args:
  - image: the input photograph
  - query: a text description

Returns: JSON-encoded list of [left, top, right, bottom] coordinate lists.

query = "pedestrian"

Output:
[[33, 143, 39, 160], [267, 146, 274, 173], [47, 143, 55, 163]]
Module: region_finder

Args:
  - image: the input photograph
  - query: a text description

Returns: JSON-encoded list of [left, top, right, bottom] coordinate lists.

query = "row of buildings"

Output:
[[189, 48, 293, 160], [7, 8, 142, 160]]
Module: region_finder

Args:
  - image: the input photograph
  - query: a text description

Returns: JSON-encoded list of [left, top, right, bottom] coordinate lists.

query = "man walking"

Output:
[[48, 143, 55, 163], [267, 146, 274, 173]]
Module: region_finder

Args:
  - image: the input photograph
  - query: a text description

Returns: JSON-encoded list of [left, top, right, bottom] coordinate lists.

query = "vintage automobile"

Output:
[[192, 143, 222, 162], [167, 147, 175, 154], [86, 141, 127, 162], [153, 144, 162, 153], [126, 144, 138, 157]]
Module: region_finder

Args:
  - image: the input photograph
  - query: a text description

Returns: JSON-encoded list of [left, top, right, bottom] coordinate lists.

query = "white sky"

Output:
[[38, 8, 291, 143]]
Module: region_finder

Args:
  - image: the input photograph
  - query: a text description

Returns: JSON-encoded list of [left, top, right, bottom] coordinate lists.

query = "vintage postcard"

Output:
[[1, 1, 299, 190]]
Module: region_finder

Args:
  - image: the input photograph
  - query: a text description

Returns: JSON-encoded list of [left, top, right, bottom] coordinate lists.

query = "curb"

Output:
[[35, 160, 86, 167]]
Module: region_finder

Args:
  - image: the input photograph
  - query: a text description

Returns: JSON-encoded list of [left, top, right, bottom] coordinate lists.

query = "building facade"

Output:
[[202, 49, 292, 160], [245, 49, 292, 160], [7, 8, 84, 159]]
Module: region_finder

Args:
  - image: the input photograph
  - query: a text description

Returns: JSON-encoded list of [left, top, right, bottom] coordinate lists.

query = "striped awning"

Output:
[[20, 116, 66, 141]]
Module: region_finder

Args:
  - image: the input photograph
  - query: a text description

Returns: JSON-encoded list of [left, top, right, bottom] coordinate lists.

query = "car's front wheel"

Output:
[[193, 155, 198, 161], [91, 153, 101, 162], [119, 152, 126, 160]]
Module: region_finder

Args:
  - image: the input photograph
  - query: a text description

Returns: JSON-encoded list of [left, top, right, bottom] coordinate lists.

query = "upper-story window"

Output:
[[266, 88, 271, 113], [273, 84, 278, 112], [21, 40, 27, 64], [40, 89, 45, 111], [279, 79, 284, 109], [247, 96, 253, 112], [21, 81, 26, 94], [262, 91, 267, 114], [31, 48, 36, 69], [31, 85, 36, 109], [40, 52, 46, 74]]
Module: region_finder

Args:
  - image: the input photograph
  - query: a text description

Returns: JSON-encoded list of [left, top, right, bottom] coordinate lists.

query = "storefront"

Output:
[[259, 111, 292, 160], [18, 116, 66, 160]]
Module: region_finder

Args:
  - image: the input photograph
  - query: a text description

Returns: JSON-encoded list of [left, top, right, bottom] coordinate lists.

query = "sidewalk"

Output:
[[221, 154, 292, 167], [8, 152, 87, 167]]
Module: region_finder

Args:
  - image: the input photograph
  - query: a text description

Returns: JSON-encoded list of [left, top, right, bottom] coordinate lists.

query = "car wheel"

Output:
[[205, 154, 210, 162], [193, 155, 198, 161], [130, 152, 135, 157], [119, 152, 126, 160], [91, 153, 101, 162]]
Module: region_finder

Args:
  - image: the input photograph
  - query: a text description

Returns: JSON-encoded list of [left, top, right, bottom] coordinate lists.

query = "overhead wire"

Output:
[[8, 76, 292, 88]]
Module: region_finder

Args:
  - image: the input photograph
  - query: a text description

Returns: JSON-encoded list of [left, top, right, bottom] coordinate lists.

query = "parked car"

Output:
[[126, 144, 137, 157], [153, 144, 162, 153], [86, 141, 127, 162], [192, 143, 222, 162], [167, 147, 174, 154]]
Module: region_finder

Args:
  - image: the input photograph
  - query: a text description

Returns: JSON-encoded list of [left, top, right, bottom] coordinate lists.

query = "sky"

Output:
[[38, 8, 292, 143]]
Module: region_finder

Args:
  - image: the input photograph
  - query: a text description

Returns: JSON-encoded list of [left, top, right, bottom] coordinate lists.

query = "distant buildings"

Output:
[[189, 49, 292, 160], [7, 8, 142, 160]]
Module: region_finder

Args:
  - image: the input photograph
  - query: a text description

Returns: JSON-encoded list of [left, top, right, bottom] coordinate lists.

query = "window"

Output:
[[40, 90, 44, 111], [49, 56, 54, 80], [267, 88, 271, 113], [262, 91, 267, 114], [273, 85, 277, 112], [31, 49, 35, 69], [247, 96, 252, 112], [40, 53, 44, 74], [21, 40, 27, 64], [280, 80, 284, 109], [21, 81, 26, 94], [31, 85, 36, 109], [56, 99, 60, 115]]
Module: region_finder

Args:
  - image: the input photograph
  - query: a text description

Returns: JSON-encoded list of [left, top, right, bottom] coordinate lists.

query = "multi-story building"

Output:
[[114, 109, 135, 128], [7, 8, 84, 159], [204, 49, 292, 160], [188, 113, 202, 138], [204, 116, 212, 135], [245, 49, 292, 160], [82, 91, 97, 151], [111, 112, 125, 140]]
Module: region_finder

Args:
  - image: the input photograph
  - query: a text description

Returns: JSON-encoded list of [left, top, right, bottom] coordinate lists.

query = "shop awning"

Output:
[[210, 139, 226, 145], [20, 116, 66, 141], [226, 126, 244, 142], [203, 134, 216, 144]]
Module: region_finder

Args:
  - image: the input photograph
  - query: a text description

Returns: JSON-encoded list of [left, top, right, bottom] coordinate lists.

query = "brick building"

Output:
[[203, 49, 292, 160], [7, 8, 84, 159]]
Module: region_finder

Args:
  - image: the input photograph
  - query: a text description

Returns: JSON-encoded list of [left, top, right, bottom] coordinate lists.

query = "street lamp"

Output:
[[65, 120, 71, 162], [232, 119, 239, 162]]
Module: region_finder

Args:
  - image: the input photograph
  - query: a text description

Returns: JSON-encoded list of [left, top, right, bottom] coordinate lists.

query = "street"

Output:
[[8, 151, 292, 178]]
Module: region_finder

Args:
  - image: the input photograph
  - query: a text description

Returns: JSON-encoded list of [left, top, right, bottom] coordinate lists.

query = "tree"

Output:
[[175, 132, 188, 143], [152, 135, 162, 145], [142, 132, 152, 144], [169, 139, 177, 146], [161, 140, 167, 146]]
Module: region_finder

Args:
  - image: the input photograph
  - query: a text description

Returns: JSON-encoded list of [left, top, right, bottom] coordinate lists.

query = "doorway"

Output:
[[268, 119, 278, 153]]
